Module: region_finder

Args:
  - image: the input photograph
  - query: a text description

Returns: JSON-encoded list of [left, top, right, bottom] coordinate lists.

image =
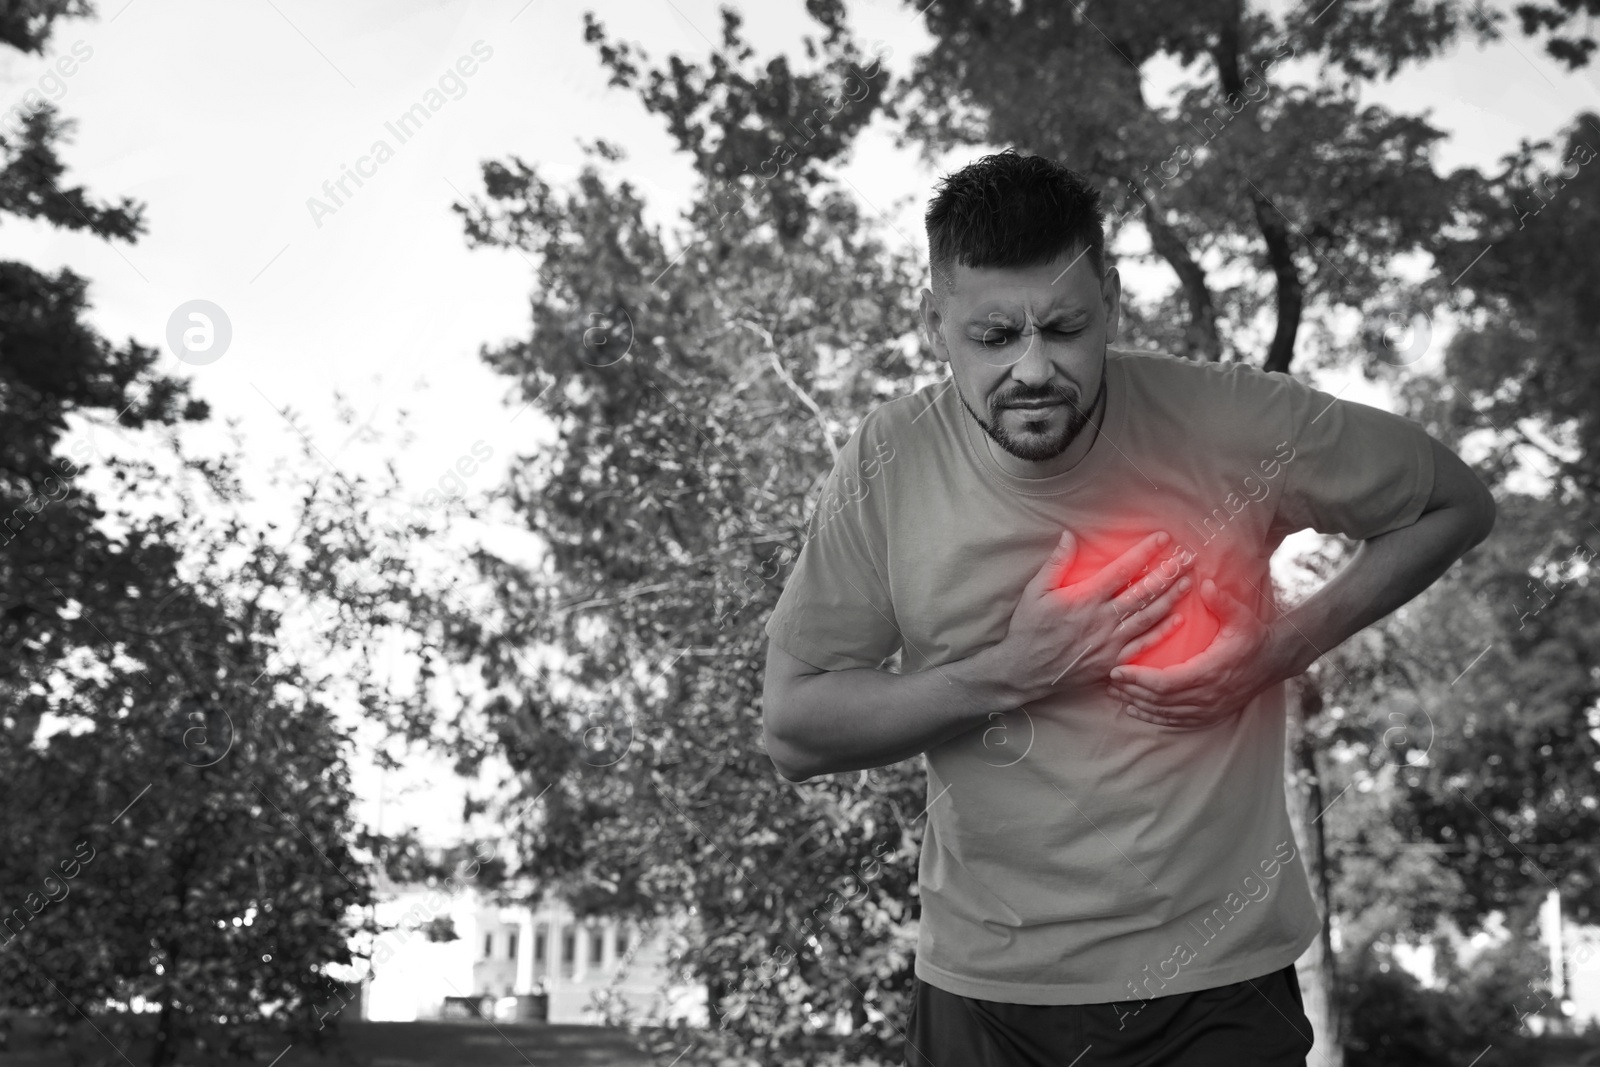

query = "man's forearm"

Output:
[[1270, 499, 1494, 678], [764, 647, 1022, 782]]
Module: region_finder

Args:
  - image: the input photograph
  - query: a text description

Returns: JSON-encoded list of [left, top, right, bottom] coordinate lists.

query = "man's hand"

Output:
[[989, 529, 1194, 706], [1106, 579, 1284, 729]]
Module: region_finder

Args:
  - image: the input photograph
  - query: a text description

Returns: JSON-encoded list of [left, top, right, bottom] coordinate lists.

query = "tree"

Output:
[[1247, 107, 1600, 1055], [0, 517, 378, 1066], [889, 0, 1596, 373], [442, 130, 929, 1061], [434, 11, 937, 1055], [1361, 107, 1600, 1031], [0, 5, 438, 1063]]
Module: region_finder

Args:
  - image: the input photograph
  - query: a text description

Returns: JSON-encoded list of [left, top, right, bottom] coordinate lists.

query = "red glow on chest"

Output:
[[1054, 529, 1230, 670]]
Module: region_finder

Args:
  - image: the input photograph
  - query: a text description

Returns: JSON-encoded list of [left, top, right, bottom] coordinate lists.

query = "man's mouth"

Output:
[[1005, 399, 1067, 410]]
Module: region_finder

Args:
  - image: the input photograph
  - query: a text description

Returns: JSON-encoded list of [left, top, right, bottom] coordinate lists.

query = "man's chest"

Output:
[[879, 468, 1280, 672]]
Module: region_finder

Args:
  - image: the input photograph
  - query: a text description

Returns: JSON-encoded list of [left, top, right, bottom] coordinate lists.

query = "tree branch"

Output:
[[732, 318, 840, 463], [1121, 177, 1223, 361], [1214, 0, 1303, 374]]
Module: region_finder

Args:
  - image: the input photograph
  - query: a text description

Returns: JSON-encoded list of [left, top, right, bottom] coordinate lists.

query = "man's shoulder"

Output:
[[1112, 347, 1308, 427], [856, 378, 959, 446], [1112, 346, 1291, 392]]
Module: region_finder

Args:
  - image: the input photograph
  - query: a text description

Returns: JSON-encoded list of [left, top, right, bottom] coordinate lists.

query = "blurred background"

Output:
[[2, 0, 1599, 1064]]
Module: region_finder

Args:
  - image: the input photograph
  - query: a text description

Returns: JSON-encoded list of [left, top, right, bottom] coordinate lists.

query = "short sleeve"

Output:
[[1271, 378, 1436, 541], [764, 415, 902, 673]]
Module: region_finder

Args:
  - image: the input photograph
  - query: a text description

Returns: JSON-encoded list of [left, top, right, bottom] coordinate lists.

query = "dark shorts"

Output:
[[903, 963, 1314, 1067]]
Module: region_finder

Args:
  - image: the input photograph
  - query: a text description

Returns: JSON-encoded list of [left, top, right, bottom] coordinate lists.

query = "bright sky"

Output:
[[2, 0, 1597, 846]]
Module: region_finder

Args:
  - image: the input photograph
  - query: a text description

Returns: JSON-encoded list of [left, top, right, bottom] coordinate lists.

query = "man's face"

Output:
[[919, 247, 1121, 464]]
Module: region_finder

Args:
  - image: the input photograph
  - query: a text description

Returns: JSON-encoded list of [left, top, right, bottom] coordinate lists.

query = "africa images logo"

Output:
[[1114, 839, 1298, 1029], [306, 41, 495, 229]]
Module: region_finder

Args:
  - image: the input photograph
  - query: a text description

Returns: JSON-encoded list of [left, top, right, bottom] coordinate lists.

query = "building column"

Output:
[[542, 914, 555, 986], [551, 912, 567, 984], [516, 913, 535, 994]]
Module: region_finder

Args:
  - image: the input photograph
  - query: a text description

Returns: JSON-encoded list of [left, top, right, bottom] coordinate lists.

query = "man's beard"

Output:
[[959, 374, 1106, 463]]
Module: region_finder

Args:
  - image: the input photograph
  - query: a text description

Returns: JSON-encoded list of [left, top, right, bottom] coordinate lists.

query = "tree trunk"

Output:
[[706, 972, 727, 1031], [848, 981, 869, 1032], [148, 999, 176, 1067], [1285, 676, 1344, 1066], [1212, 0, 1305, 376], [1251, 193, 1305, 375], [1135, 194, 1223, 362]]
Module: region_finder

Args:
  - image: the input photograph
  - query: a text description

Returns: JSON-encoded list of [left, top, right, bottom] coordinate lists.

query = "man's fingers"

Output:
[[1199, 578, 1251, 622], [1113, 576, 1191, 635], [1126, 708, 1220, 730], [1112, 637, 1236, 692], [1108, 683, 1208, 711], [1118, 698, 1224, 730], [1118, 694, 1188, 720], [1110, 548, 1195, 612], [1115, 609, 1185, 662], [1110, 686, 1220, 722], [1110, 662, 1189, 694], [1110, 684, 1183, 712], [1077, 532, 1169, 600], [1032, 528, 1079, 594]]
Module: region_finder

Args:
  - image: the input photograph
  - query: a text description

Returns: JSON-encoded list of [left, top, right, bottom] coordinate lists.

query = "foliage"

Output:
[[583, 4, 889, 243], [1429, 110, 1600, 498], [1342, 932, 1554, 1067], [0, 510, 378, 1065], [0, 5, 447, 1064], [1320, 106, 1600, 1054], [443, 120, 931, 1059], [881, 0, 1512, 370]]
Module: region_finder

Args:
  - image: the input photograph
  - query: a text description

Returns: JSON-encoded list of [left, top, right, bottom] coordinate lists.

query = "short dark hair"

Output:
[[925, 149, 1106, 302]]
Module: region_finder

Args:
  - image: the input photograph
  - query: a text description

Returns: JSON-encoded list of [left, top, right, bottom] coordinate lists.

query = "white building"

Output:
[[346, 881, 706, 1026]]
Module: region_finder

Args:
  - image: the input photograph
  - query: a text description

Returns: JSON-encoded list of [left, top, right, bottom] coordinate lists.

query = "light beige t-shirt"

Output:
[[764, 346, 1435, 1005]]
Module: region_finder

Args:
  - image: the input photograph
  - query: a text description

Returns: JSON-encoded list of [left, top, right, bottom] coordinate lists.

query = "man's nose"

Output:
[[1008, 329, 1053, 386]]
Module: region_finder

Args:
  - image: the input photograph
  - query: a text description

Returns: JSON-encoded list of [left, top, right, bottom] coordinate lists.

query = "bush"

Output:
[[1343, 937, 1553, 1067]]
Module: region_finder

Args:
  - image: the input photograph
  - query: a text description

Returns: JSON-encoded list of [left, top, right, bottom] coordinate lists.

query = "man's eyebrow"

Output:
[[966, 307, 1091, 328]]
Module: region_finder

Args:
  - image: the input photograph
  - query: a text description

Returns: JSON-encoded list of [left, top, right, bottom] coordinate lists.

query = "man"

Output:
[[759, 149, 1496, 1065]]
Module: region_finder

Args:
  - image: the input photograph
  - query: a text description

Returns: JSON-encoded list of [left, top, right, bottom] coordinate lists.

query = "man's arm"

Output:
[[1108, 436, 1496, 725], [764, 530, 1193, 781], [762, 640, 1018, 783], [1264, 434, 1495, 677]]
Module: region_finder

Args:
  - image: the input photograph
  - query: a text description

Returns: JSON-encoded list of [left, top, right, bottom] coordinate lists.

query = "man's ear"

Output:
[[919, 287, 951, 365], [1101, 266, 1122, 345]]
